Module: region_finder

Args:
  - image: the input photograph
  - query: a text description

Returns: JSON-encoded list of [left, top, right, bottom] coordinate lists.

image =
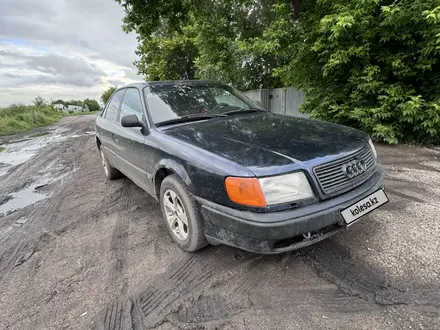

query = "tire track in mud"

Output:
[[94, 247, 253, 330], [0, 135, 86, 280], [94, 238, 440, 330], [109, 184, 134, 293], [0, 176, 64, 281], [100, 300, 133, 330], [301, 240, 440, 313], [0, 120, 103, 292]]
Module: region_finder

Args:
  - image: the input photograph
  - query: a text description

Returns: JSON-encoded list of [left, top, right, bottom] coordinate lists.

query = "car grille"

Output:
[[313, 146, 376, 195]]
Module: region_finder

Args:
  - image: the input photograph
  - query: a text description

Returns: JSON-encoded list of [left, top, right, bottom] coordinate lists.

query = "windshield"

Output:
[[143, 83, 263, 124]]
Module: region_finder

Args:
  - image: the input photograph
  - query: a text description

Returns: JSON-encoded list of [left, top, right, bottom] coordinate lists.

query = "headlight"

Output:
[[225, 172, 314, 207], [368, 138, 377, 159], [259, 172, 314, 205]]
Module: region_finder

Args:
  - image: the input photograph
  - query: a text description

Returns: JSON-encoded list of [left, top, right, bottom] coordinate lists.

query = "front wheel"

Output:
[[160, 174, 208, 252], [99, 148, 121, 180]]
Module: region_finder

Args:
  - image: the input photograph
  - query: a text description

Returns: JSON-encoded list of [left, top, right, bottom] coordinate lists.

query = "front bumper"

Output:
[[197, 167, 384, 254]]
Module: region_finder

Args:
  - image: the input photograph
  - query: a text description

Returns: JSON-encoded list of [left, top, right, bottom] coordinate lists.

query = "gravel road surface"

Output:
[[0, 115, 439, 330]]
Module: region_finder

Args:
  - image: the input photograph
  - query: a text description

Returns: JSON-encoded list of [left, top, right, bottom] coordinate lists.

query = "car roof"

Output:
[[120, 80, 225, 89]]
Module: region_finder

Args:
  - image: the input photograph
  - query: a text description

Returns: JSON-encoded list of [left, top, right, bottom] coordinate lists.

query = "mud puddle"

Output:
[[0, 170, 71, 217], [0, 185, 48, 216], [0, 128, 71, 176], [70, 131, 95, 138]]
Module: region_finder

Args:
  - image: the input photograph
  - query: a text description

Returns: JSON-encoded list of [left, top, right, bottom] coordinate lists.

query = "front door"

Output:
[[115, 88, 153, 194], [99, 89, 126, 168]]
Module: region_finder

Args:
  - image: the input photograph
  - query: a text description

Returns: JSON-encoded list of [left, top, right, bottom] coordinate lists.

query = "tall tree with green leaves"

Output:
[[83, 99, 100, 112], [51, 99, 68, 107], [101, 86, 117, 105], [117, 0, 440, 144], [115, 0, 283, 90], [271, 0, 440, 144]]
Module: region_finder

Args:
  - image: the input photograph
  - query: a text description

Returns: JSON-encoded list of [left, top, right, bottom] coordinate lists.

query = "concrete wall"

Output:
[[243, 87, 307, 117]]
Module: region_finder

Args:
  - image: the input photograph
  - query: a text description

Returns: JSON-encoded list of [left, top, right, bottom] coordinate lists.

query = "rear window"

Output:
[[104, 89, 125, 122]]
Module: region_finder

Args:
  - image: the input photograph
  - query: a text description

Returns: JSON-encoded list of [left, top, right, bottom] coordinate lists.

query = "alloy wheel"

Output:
[[163, 189, 189, 242]]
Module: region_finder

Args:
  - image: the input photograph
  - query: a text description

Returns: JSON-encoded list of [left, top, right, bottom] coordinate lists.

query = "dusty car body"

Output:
[[95, 81, 387, 254]]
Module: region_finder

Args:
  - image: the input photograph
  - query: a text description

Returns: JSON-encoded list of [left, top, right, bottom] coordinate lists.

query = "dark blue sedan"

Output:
[[95, 80, 387, 254]]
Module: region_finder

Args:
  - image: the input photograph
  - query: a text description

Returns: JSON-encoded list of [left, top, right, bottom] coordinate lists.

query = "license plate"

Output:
[[341, 189, 389, 225]]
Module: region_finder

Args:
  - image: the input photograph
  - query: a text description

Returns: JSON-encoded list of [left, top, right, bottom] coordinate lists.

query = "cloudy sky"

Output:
[[0, 0, 143, 106]]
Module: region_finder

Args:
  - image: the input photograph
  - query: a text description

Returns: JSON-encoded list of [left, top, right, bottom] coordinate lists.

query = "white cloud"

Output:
[[0, 0, 143, 106]]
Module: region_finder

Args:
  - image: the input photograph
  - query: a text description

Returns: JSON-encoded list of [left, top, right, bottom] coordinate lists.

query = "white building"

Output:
[[67, 105, 84, 113], [53, 103, 67, 112]]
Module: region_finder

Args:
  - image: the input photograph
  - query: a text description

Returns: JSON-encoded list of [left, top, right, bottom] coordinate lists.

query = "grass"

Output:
[[0, 103, 101, 137], [0, 104, 64, 136], [0, 147, 5, 152]]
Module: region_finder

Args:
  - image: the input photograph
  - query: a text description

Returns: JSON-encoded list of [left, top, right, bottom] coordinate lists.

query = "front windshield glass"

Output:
[[143, 83, 262, 124]]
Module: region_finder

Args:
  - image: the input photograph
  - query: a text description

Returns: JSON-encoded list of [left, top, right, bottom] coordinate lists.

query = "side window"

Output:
[[104, 89, 125, 122], [120, 88, 143, 121]]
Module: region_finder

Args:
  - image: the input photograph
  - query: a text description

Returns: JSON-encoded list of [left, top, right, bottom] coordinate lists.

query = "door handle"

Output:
[[112, 133, 119, 143]]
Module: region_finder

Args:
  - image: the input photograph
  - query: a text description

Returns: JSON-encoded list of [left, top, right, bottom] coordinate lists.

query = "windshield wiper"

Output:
[[180, 113, 226, 119], [220, 108, 264, 116], [155, 113, 226, 127]]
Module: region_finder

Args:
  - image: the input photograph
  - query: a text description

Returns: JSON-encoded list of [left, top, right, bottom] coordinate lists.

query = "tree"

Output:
[[116, 0, 440, 144], [83, 99, 100, 112], [115, 0, 282, 90], [33, 96, 47, 107], [135, 25, 198, 81], [68, 100, 84, 107], [51, 99, 68, 107], [101, 86, 117, 105], [271, 0, 440, 144]]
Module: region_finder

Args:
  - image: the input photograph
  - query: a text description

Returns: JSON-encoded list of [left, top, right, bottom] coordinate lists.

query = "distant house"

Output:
[[53, 103, 67, 112], [67, 105, 84, 113]]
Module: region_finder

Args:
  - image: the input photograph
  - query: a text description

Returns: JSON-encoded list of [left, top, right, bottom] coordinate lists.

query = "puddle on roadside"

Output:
[[0, 124, 89, 216], [0, 185, 49, 216], [0, 170, 71, 217], [70, 131, 95, 138], [0, 128, 71, 176]]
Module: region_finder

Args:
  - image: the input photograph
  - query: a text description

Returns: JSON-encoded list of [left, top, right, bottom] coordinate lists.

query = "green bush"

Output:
[[116, 0, 440, 145], [272, 0, 440, 144], [0, 104, 63, 136]]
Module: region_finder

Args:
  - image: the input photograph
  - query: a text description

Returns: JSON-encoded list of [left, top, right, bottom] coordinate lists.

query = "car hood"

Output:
[[161, 112, 369, 176]]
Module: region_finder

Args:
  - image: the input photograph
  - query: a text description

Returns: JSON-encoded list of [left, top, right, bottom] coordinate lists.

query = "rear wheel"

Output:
[[160, 174, 208, 252], [99, 148, 120, 180]]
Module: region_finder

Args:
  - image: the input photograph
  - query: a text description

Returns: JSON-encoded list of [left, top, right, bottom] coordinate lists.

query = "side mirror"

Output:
[[121, 114, 144, 128]]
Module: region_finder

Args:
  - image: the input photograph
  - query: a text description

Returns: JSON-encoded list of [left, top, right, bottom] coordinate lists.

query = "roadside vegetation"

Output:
[[0, 103, 63, 136], [116, 0, 440, 144], [0, 96, 101, 136], [101, 86, 117, 104]]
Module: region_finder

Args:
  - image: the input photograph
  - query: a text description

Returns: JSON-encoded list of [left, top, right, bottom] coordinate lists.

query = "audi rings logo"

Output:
[[342, 159, 367, 179]]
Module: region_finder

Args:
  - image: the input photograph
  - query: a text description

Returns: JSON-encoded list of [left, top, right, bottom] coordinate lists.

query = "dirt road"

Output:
[[0, 115, 439, 330]]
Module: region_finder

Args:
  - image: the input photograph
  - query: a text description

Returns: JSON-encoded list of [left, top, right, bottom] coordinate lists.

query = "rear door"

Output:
[[113, 88, 153, 193], [98, 89, 125, 168]]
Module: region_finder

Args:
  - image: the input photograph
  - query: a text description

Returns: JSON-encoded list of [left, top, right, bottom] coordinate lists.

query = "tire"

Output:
[[99, 147, 121, 180], [160, 174, 208, 252]]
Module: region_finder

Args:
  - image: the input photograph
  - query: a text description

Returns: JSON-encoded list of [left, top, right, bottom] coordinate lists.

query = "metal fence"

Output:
[[243, 87, 308, 118]]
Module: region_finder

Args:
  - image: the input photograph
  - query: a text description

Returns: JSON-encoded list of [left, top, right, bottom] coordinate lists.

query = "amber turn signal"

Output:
[[225, 177, 267, 207]]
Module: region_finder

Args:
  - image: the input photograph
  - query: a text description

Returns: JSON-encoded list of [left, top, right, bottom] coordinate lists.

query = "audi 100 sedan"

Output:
[[95, 81, 388, 254]]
